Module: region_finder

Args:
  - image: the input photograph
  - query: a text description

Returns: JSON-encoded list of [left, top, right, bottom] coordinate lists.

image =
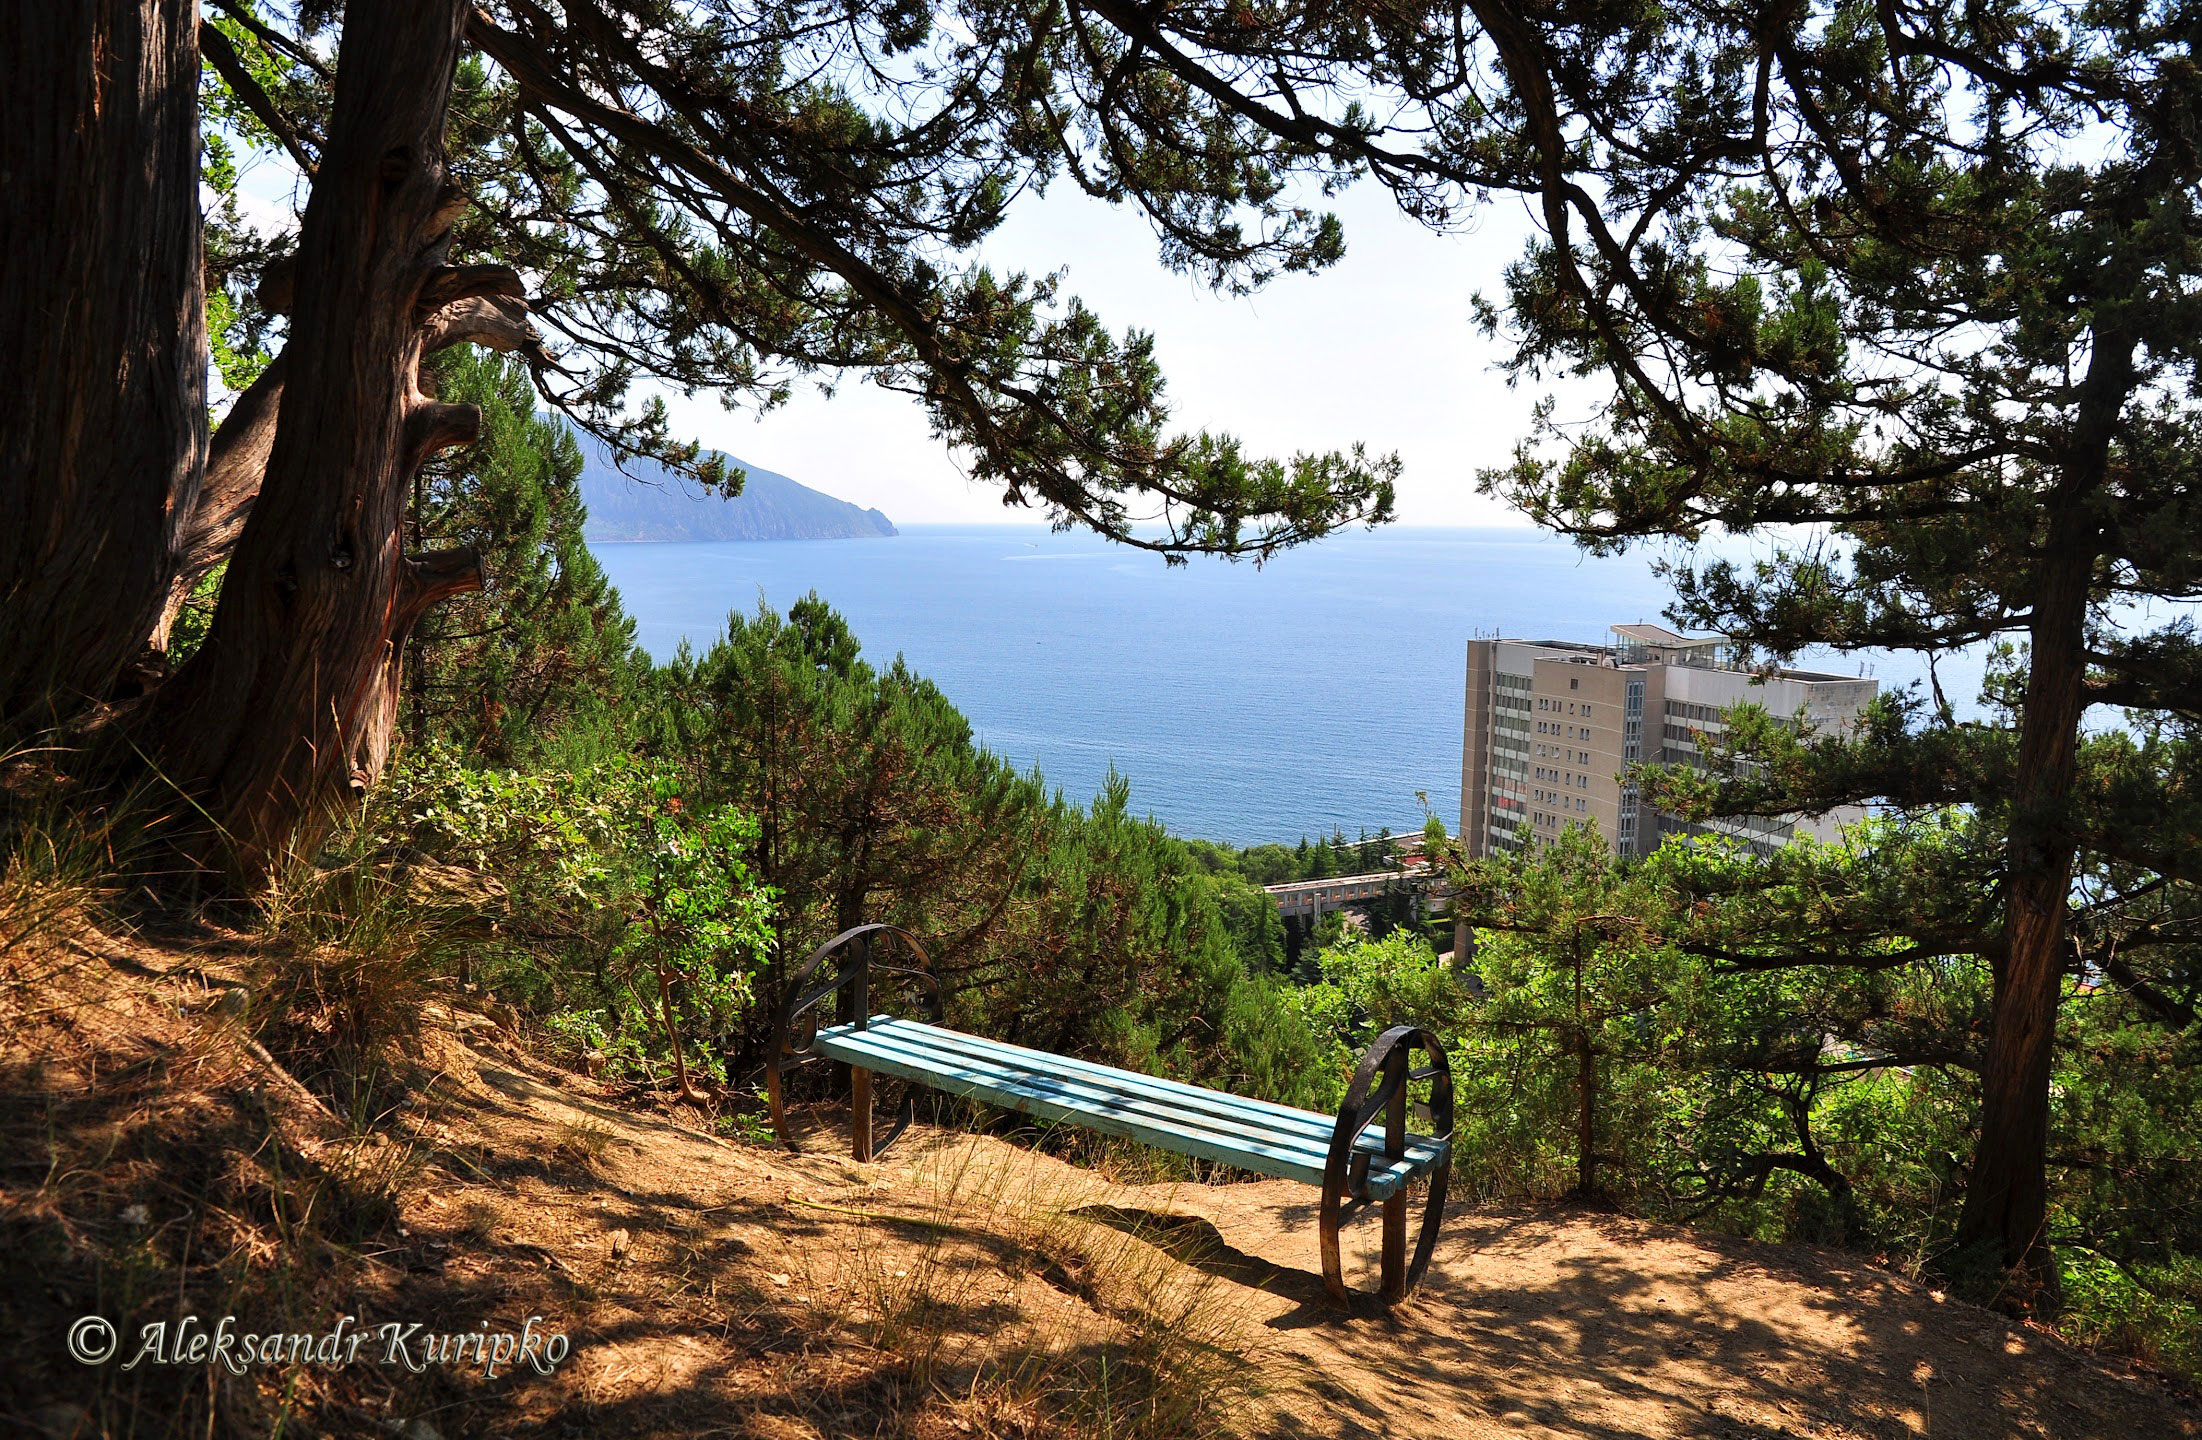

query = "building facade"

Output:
[[1460, 624, 1878, 860]]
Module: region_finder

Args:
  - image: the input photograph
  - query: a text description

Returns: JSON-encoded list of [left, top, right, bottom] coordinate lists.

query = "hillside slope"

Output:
[[6, 940, 2196, 1440], [576, 432, 897, 543]]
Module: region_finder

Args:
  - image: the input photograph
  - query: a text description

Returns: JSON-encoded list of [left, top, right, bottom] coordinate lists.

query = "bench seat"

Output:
[[811, 1015, 1449, 1202], [770, 925, 1457, 1303]]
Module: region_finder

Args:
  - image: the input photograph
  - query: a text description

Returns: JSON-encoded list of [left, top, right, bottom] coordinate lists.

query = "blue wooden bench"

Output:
[[765, 924, 1455, 1303]]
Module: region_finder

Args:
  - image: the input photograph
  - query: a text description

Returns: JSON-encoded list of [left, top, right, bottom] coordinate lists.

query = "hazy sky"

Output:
[[232, 140, 1573, 527], [663, 180, 1560, 527]]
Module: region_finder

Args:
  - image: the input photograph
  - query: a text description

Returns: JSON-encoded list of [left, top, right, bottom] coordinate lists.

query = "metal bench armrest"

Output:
[[1320, 1024, 1454, 1303], [765, 924, 941, 1155]]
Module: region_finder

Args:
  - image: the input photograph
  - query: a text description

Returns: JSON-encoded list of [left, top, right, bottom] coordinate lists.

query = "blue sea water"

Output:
[[591, 525, 1923, 846]]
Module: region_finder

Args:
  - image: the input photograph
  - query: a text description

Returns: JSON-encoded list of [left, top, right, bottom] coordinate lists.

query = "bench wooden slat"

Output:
[[828, 1019, 1339, 1166], [825, 1017, 1431, 1163], [822, 1021, 1418, 1194], [826, 1024, 1339, 1185], [840, 1018, 1451, 1178], [855, 1016, 1383, 1146], [812, 1017, 1446, 1201]]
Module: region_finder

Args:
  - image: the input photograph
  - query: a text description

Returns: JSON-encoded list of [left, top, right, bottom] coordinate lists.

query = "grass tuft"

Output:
[[799, 1141, 1261, 1439], [246, 816, 474, 1127], [0, 742, 153, 973]]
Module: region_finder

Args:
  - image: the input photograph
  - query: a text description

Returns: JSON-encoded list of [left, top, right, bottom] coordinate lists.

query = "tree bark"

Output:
[[1952, 539, 2091, 1298], [147, 0, 491, 879], [0, 0, 205, 722], [150, 289, 546, 656], [149, 356, 288, 653], [1952, 316, 2131, 1298]]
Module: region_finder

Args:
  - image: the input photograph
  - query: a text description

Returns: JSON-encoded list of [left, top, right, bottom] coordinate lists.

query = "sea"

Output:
[[591, 524, 1961, 847]]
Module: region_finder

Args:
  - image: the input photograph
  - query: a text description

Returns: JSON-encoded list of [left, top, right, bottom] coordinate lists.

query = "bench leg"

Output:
[[1380, 1193, 1408, 1299], [851, 1066, 873, 1162], [1323, 1024, 1455, 1305], [1380, 1050, 1409, 1300]]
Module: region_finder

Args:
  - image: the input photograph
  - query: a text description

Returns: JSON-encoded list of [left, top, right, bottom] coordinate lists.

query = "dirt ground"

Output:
[[5, 948, 2198, 1439], [362, 1019, 2202, 1439], [1133, 1180, 2196, 1440]]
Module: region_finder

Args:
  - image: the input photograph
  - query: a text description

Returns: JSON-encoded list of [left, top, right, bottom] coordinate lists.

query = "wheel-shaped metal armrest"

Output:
[[1319, 1024, 1454, 1304], [764, 923, 941, 1157]]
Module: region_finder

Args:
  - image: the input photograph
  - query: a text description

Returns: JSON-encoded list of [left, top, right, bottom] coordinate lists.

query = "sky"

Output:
[[231, 148, 1565, 528], [657, 181, 1562, 527]]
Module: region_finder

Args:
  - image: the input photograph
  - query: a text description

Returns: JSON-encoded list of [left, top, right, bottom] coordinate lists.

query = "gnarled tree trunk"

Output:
[[149, 355, 287, 653], [1952, 324, 2131, 1301], [147, 285, 542, 656], [147, 0, 499, 880], [0, 0, 205, 722], [1951, 539, 2091, 1301]]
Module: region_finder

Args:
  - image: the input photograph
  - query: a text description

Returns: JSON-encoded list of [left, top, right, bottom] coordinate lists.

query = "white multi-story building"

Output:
[[1459, 624, 1877, 860]]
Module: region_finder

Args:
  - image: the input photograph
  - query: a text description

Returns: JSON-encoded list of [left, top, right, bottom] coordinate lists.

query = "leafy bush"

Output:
[[601, 788, 774, 1098], [367, 749, 778, 1096]]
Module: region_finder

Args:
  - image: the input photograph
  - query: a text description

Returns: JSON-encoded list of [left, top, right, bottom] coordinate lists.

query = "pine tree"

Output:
[[405, 347, 650, 767], [651, 596, 1046, 1063], [1454, 6, 2202, 1297]]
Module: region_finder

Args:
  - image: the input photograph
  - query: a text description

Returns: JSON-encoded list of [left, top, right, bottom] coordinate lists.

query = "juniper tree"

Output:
[[2, 0, 1396, 880]]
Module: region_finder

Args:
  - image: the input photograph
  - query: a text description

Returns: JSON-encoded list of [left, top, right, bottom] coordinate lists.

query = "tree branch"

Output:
[[209, 0, 330, 79], [147, 356, 290, 652], [398, 547, 487, 631], [198, 19, 318, 175], [421, 293, 557, 366]]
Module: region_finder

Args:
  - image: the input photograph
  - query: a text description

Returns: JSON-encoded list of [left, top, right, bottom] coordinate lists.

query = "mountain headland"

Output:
[[576, 431, 896, 543]]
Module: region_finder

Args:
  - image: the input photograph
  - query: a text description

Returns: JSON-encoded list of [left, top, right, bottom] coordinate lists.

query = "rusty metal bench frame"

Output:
[[764, 924, 1453, 1303]]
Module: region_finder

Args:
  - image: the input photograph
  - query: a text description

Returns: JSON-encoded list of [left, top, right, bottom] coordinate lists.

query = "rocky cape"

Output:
[[576, 432, 896, 543]]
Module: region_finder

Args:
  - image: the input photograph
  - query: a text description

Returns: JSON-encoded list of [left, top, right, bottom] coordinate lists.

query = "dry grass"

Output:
[[0, 748, 143, 988], [551, 1113, 621, 1172], [245, 830, 475, 1130], [0, 899, 1265, 1440], [0, 787, 477, 1438], [792, 1142, 1260, 1439], [0, 764, 1261, 1438], [0, 939, 434, 1439]]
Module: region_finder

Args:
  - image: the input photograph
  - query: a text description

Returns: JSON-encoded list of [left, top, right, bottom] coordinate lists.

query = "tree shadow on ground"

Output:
[[1187, 1195, 2201, 1440]]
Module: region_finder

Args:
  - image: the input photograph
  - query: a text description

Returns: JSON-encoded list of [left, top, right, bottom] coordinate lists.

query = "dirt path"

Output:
[[1116, 1176, 2194, 1440], [407, 1022, 2199, 1440], [9, 964, 2194, 1440]]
